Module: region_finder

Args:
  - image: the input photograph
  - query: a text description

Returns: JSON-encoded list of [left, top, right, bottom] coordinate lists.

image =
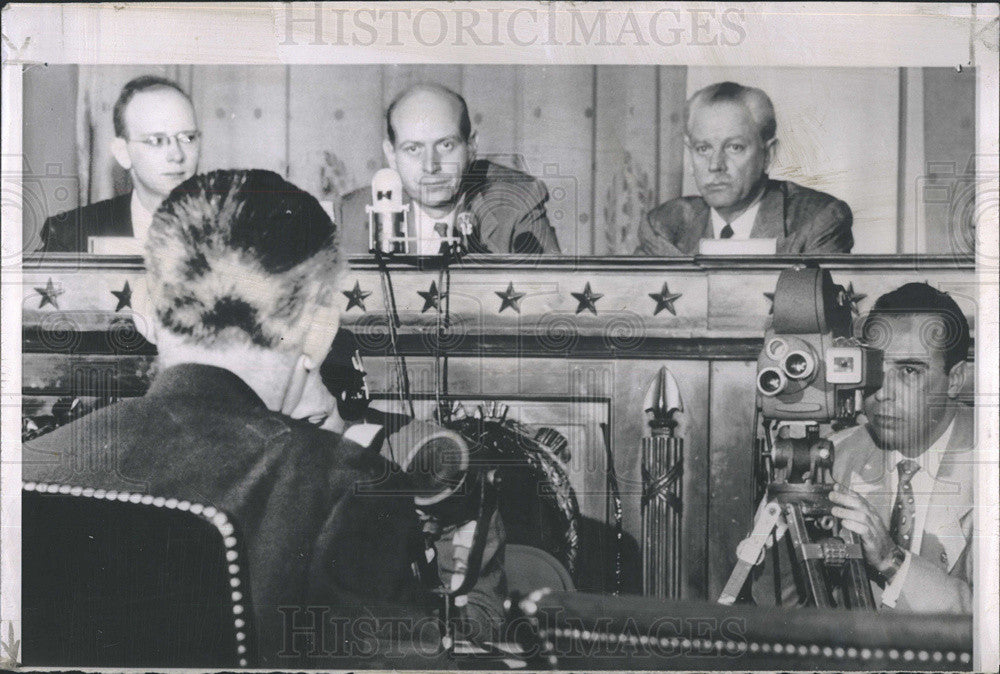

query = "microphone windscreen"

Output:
[[371, 168, 404, 213]]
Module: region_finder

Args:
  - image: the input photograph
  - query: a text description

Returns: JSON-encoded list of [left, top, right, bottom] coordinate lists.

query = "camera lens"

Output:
[[783, 350, 815, 380], [757, 367, 787, 396]]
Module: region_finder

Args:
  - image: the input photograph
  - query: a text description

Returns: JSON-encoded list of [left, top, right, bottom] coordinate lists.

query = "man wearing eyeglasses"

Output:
[[41, 75, 202, 253]]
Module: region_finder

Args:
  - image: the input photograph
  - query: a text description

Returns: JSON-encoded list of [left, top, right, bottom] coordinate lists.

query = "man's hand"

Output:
[[829, 483, 904, 581]]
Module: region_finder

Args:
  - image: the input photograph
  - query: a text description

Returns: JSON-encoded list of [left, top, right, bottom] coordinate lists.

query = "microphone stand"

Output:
[[374, 248, 415, 419], [373, 209, 487, 655]]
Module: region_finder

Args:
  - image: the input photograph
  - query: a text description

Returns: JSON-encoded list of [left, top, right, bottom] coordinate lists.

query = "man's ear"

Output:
[[763, 137, 778, 171], [110, 137, 133, 171], [382, 139, 397, 172], [946, 361, 968, 399]]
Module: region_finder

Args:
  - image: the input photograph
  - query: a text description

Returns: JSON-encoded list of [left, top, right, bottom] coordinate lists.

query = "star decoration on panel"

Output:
[[417, 281, 447, 313], [342, 281, 372, 312], [111, 281, 133, 312], [495, 283, 526, 314], [36, 278, 63, 309], [845, 282, 867, 315], [571, 282, 603, 316], [649, 282, 683, 316]]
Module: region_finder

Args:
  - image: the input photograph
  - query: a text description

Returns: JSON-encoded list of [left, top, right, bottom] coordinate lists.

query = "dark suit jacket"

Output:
[[41, 192, 133, 252], [636, 178, 854, 256], [337, 159, 561, 255], [752, 406, 974, 613], [22, 363, 434, 667]]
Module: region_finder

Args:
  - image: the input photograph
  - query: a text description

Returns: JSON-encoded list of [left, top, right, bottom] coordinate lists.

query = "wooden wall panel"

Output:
[[603, 359, 711, 600], [22, 64, 81, 253], [656, 66, 688, 207], [190, 65, 288, 175], [460, 65, 520, 168], [593, 66, 658, 255], [517, 66, 596, 256], [922, 66, 977, 256], [287, 65, 383, 203], [707, 360, 757, 602]]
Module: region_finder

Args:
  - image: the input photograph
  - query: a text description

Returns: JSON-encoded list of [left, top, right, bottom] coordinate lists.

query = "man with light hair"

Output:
[[636, 81, 854, 255], [24, 169, 434, 666]]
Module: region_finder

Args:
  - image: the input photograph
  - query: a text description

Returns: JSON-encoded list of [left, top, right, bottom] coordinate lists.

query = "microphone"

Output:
[[367, 168, 407, 253], [319, 329, 371, 422], [390, 418, 470, 510]]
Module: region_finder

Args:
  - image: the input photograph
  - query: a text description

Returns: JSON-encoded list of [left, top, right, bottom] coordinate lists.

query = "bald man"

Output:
[[41, 75, 202, 253], [636, 81, 853, 256], [338, 83, 561, 256]]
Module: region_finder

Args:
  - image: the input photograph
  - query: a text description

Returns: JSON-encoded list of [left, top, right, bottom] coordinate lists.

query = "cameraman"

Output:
[[755, 283, 973, 613]]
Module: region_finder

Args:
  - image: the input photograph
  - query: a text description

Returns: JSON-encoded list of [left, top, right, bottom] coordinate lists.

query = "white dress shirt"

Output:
[[880, 417, 955, 607], [413, 203, 457, 255], [130, 191, 155, 247], [709, 196, 763, 239]]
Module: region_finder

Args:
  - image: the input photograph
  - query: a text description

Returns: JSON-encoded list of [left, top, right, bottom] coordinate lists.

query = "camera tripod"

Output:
[[719, 424, 875, 610]]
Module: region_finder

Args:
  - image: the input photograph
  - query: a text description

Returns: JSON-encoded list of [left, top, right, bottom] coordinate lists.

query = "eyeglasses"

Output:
[[127, 131, 202, 149]]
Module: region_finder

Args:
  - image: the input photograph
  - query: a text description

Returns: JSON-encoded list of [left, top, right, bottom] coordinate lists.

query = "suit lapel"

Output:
[[749, 179, 785, 240], [111, 192, 135, 237], [463, 188, 501, 252], [680, 202, 711, 254], [921, 408, 974, 572]]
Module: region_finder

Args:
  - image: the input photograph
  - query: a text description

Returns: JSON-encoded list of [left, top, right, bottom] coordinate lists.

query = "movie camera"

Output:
[[721, 265, 884, 610]]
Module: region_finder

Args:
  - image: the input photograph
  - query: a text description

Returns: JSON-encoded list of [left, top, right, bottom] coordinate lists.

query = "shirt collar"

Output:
[[413, 203, 458, 255], [710, 193, 764, 239], [889, 416, 955, 481]]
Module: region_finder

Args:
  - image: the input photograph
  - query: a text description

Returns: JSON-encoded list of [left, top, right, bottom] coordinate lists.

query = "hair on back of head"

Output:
[[113, 75, 193, 139], [146, 169, 340, 349], [685, 81, 777, 143], [862, 282, 971, 373], [385, 83, 472, 145]]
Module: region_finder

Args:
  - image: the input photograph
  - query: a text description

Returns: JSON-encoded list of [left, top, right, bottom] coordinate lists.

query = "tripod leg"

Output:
[[783, 503, 834, 608], [840, 530, 876, 610]]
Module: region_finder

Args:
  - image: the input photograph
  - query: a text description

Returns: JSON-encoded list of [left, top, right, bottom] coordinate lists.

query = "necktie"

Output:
[[720, 224, 734, 239], [433, 222, 449, 238], [889, 459, 919, 549]]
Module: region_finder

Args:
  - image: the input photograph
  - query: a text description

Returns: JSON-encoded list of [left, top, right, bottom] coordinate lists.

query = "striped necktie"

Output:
[[889, 459, 920, 548]]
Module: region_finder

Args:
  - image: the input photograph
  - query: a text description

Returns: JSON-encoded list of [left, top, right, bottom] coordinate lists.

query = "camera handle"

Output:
[[718, 501, 782, 605]]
